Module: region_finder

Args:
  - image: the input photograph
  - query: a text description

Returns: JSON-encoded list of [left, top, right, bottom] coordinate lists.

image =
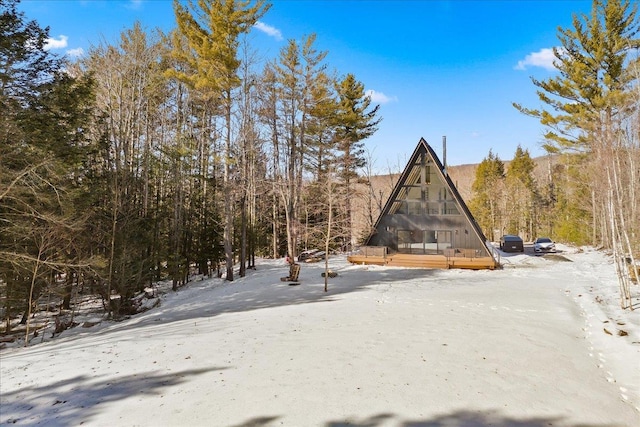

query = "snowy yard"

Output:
[[1, 245, 639, 426]]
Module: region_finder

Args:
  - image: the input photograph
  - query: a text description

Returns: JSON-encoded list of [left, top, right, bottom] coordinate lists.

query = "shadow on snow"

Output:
[[230, 410, 618, 427], [26, 259, 443, 347], [0, 367, 225, 426]]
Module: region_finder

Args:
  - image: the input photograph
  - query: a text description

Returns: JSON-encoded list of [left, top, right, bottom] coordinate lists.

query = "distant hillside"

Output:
[[447, 155, 557, 202], [446, 163, 477, 202]]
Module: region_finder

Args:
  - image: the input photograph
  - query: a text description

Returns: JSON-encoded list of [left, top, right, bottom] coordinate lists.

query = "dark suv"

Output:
[[499, 235, 524, 253]]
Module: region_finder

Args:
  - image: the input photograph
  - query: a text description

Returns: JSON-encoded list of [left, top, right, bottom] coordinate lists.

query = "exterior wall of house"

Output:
[[368, 214, 487, 254]]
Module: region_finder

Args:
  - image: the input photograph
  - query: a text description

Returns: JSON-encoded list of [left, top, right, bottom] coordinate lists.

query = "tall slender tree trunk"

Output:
[[24, 246, 44, 346], [107, 165, 118, 316], [272, 183, 279, 258], [239, 194, 247, 277], [224, 94, 234, 281]]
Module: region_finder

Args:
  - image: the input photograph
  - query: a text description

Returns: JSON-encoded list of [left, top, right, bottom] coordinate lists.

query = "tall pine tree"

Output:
[[469, 150, 505, 241], [514, 0, 639, 152], [505, 146, 537, 240], [333, 73, 381, 250], [170, 0, 269, 281]]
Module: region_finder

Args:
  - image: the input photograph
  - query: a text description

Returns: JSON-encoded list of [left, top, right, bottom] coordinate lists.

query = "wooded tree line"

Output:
[[471, 0, 639, 309], [0, 0, 380, 336]]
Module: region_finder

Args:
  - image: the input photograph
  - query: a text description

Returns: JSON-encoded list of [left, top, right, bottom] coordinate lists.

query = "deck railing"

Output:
[[485, 240, 501, 265]]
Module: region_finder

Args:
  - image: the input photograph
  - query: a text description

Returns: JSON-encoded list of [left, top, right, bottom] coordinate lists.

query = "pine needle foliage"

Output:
[[469, 150, 505, 241], [514, 0, 639, 153]]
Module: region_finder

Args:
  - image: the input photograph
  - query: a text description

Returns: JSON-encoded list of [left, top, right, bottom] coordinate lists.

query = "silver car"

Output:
[[533, 237, 556, 253]]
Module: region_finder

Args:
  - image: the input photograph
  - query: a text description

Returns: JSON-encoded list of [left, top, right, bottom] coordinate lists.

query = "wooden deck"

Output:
[[347, 252, 499, 270]]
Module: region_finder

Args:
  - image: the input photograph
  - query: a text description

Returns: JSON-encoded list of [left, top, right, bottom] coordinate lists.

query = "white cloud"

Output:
[[44, 35, 68, 50], [126, 0, 143, 10], [514, 47, 559, 71], [254, 21, 283, 41], [365, 89, 397, 104], [66, 47, 85, 58]]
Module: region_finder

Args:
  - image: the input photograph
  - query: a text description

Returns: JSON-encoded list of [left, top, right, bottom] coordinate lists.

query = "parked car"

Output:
[[298, 249, 320, 262], [306, 251, 326, 262], [533, 237, 556, 253], [499, 235, 524, 253]]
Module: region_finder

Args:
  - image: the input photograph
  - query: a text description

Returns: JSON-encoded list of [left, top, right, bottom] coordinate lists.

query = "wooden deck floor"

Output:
[[347, 252, 499, 270]]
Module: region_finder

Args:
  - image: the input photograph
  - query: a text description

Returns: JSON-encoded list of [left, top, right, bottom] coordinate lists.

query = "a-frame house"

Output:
[[348, 138, 499, 270]]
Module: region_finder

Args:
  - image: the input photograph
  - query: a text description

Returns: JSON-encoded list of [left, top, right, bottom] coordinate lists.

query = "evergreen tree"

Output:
[[300, 33, 330, 176], [0, 0, 59, 103], [551, 157, 593, 244], [469, 150, 505, 241], [514, 0, 639, 152], [505, 146, 537, 240], [333, 73, 381, 250], [306, 69, 337, 180], [1, 0, 96, 335], [170, 0, 270, 281]]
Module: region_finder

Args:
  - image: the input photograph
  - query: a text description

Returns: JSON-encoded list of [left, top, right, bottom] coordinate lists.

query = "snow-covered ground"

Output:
[[1, 245, 639, 426]]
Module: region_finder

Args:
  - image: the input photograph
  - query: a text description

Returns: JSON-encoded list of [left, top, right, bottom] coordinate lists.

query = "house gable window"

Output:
[[390, 154, 461, 216]]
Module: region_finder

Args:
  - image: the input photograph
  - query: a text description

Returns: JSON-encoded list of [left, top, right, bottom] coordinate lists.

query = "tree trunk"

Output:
[[224, 94, 234, 281], [239, 195, 247, 278], [62, 270, 74, 310], [24, 246, 43, 346]]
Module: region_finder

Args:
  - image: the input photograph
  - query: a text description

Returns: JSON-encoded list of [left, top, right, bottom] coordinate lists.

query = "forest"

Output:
[[1, 0, 638, 342], [468, 0, 639, 311]]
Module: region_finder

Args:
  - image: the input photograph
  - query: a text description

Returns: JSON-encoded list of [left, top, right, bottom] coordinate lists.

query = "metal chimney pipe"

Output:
[[442, 135, 447, 174]]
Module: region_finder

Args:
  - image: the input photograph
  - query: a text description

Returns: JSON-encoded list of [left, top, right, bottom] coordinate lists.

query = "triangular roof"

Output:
[[365, 138, 492, 258]]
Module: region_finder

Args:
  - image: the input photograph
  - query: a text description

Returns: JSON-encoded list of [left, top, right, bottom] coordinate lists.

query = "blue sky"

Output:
[[19, 0, 594, 170]]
